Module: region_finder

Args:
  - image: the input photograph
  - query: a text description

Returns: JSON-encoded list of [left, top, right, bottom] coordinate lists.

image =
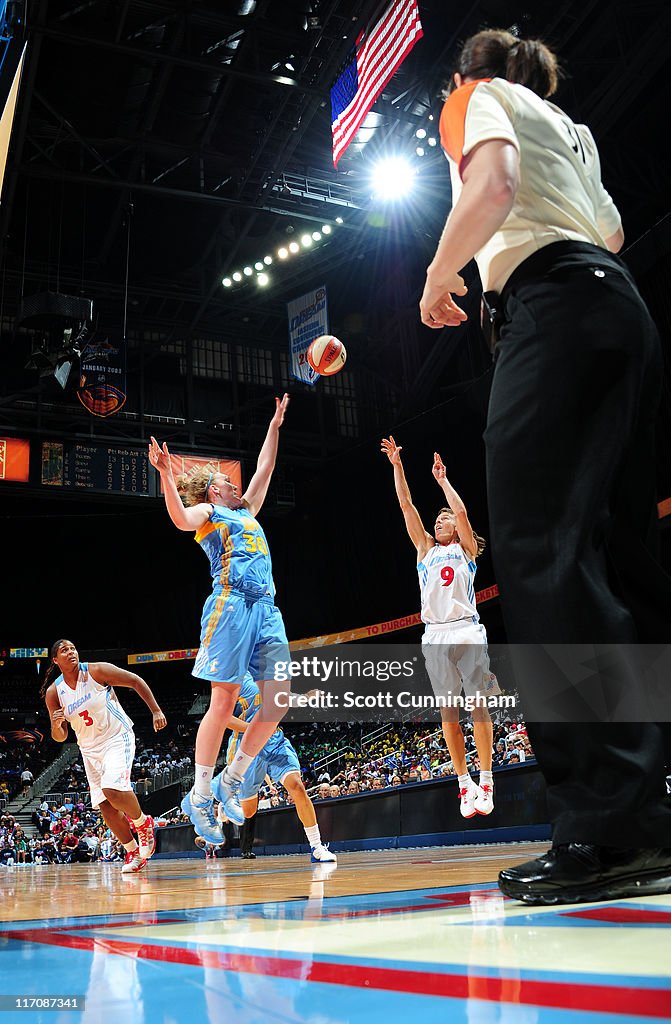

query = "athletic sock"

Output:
[[458, 773, 474, 791], [194, 764, 214, 800], [131, 813, 147, 828], [123, 839, 139, 853], [305, 824, 321, 848], [228, 749, 253, 782], [479, 771, 493, 788]]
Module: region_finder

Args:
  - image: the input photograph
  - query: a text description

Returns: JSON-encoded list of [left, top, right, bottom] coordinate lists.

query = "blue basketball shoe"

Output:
[[211, 769, 245, 826], [181, 788, 224, 845]]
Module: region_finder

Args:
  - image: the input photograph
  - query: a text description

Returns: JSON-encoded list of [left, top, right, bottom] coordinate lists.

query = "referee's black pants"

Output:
[[485, 241, 671, 847]]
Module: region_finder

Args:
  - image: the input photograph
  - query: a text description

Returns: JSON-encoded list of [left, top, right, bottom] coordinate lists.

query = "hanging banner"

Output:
[[287, 285, 327, 385], [77, 336, 127, 417]]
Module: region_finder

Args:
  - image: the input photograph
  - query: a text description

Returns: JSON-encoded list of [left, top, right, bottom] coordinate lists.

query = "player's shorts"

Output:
[[193, 586, 290, 686], [82, 731, 135, 809], [231, 730, 301, 802], [422, 619, 502, 703]]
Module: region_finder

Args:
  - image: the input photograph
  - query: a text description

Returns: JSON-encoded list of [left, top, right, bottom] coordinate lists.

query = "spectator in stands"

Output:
[[20, 768, 34, 797], [329, 785, 341, 799], [14, 829, 28, 865], [347, 781, 360, 795], [318, 783, 330, 801], [391, 776, 401, 787]]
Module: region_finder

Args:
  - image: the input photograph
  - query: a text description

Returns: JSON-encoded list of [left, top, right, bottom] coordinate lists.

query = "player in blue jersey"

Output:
[[212, 674, 336, 863], [149, 395, 292, 844]]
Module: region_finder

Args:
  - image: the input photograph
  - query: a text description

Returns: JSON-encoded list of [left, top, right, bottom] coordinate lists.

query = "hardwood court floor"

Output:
[[1, 843, 670, 1024]]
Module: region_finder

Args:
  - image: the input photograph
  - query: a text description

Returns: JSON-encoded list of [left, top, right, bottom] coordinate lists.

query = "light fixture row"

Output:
[[222, 219, 342, 289]]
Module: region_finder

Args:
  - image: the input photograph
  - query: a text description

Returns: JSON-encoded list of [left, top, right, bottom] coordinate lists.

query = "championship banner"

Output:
[[77, 336, 127, 418], [159, 453, 242, 495], [287, 285, 327, 385]]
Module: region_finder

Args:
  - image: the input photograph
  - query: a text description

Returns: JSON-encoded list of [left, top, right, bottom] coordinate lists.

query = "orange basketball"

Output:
[[307, 335, 347, 376]]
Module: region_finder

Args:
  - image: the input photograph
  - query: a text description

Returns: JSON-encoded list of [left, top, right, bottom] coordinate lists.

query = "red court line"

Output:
[[2, 926, 669, 1017], [563, 907, 671, 925]]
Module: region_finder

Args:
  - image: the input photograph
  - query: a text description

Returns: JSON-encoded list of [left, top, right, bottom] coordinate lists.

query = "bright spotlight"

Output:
[[257, 273, 269, 286], [371, 157, 416, 200], [335, 216, 344, 224], [254, 261, 264, 271], [416, 146, 425, 157], [311, 231, 322, 241], [428, 113, 434, 121], [222, 277, 232, 287], [415, 127, 427, 139], [322, 224, 332, 234], [301, 234, 313, 246], [289, 241, 300, 253], [264, 255, 273, 265], [233, 271, 242, 282], [278, 247, 289, 259], [243, 266, 253, 276], [428, 136, 437, 147]]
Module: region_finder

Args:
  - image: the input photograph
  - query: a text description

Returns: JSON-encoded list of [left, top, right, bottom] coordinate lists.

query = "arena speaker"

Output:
[[18, 291, 93, 390]]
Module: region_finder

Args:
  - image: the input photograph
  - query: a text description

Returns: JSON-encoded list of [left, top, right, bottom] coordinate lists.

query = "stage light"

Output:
[[243, 266, 253, 276], [301, 234, 313, 246], [289, 241, 300, 253], [371, 157, 416, 200], [222, 277, 232, 287], [255, 261, 264, 271], [416, 146, 425, 157], [257, 273, 269, 286], [322, 224, 332, 234], [278, 247, 289, 259], [428, 137, 437, 147], [264, 255, 273, 265], [415, 128, 427, 139], [233, 271, 242, 282], [311, 231, 322, 241], [335, 216, 344, 224]]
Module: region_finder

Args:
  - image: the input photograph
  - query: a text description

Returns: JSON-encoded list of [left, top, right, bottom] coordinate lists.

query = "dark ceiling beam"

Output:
[[97, 12, 186, 265], [119, 0, 306, 48], [18, 162, 365, 227], [34, 26, 328, 99]]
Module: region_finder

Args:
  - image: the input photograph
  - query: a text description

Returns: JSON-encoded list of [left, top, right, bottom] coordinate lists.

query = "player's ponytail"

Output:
[[39, 639, 66, 697], [446, 28, 559, 99], [506, 38, 558, 98]]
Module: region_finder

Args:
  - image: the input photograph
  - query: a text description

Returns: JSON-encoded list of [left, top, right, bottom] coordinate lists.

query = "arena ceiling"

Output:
[[0, 0, 669, 423]]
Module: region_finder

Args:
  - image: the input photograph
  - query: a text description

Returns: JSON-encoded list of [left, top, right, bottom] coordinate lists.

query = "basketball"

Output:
[[307, 335, 347, 376]]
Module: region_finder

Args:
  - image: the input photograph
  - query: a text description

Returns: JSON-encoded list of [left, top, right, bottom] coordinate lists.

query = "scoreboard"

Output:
[[0, 437, 240, 500], [41, 441, 151, 495]]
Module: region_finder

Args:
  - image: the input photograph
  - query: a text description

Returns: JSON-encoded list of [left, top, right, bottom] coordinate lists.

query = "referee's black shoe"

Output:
[[498, 844, 671, 905]]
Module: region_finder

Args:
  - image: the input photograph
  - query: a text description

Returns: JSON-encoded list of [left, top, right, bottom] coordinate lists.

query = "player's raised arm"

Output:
[[431, 452, 478, 560], [91, 662, 167, 732], [242, 394, 289, 517], [148, 437, 212, 532], [381, 436, 433, 559]]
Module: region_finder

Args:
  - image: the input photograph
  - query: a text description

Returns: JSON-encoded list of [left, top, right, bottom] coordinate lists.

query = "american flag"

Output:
[[330, 0, 423, 167]]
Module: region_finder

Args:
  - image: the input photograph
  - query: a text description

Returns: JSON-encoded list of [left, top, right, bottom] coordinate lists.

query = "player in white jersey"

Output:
[[42, 639, 167, 873], [382, 437, 499, 818]]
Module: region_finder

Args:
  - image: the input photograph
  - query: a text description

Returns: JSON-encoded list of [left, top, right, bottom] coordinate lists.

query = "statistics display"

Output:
[[41, 441, 151, 495]]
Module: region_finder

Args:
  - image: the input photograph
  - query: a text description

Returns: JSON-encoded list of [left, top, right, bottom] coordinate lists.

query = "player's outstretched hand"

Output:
[[272, 393, 290, 428], [381, 435, 403, 465], [432, 451, 447, 483], [152, 709, 167, 732], [148, 437, 172, 475]]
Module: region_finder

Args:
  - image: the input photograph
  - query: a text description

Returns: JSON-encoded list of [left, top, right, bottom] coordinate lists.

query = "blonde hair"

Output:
[[176, 467, 213, 507], [438, 506, 486, 557]]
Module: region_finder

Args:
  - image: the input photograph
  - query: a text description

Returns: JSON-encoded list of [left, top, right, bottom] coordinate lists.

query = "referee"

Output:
[[420, 28, 671, 904]]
